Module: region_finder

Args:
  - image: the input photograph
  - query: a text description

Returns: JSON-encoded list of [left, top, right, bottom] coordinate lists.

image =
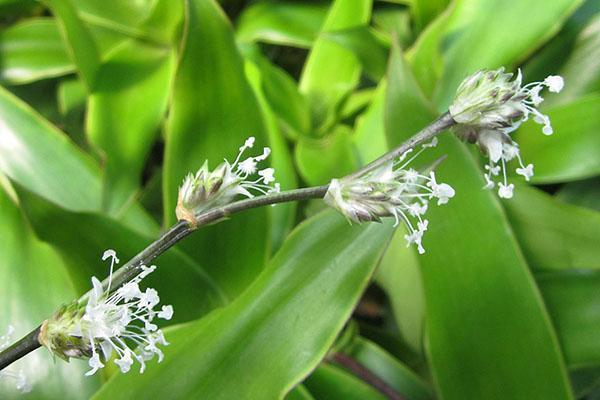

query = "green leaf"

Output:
[[48, 0, 101, 90], [242, 45, 311, 140], [410, 0, 450, 32], [322, 26, 390, 81], [285, 385, 315, 400], [372, 6, 412, 47], [385, 51, 572, 400], [375, 229, 425, 354], [93, 211, 394, 399], [433, 0, 583, 108], [236, 0, 329, 48], [0, 84, 101, 212], [0, 181, 100, 399], [0, 19, 72, 84], [15, 184, 226, 324], [551, 14, 600, 106], [537, 270, 600, 369], [345, 338, 434, 400], [386, 39, 436, 139], [304, 364, 386, 400], [513, 95, 600, 183], [163, 0, 269, 298], [295, 125, 359, 186], [0, 84, 159, 236], [556, 177, 600, 212], [354, 81, 388, 164], [245, 60, 298, 252], [504, 185, 600, 271], [87, 39, 175, 214], [299, 0, 372, 130]]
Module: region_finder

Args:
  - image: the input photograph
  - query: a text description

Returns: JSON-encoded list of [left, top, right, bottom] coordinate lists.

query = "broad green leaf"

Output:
[[163, 0, 269, 298], [304, 364, 386, 400], [537, 270, 600, 369], [93, 211, 394, 399], [245, 60, 298, 252], [551, 14, 600, 106], [0, 85, 100, 212], [504, 185, 600, 271], [48, 0, 101, 90], [410, 0, 449, 32], [522, 0, 600, 101], [372, 6, 412, 46], [556, 177, 600, 212], [57, 78, 86, 117], [375, 229, 425, 353], [0, 19, 72, 84], [0, 85, 159, 235], [0, 182, 100, 399], [386, 52, 572, 400], [242, 45, 311, 140], [386, 39, 436, 140], [87, 39, 175, 214], [340, 88, 376, 121], [295, 125, 359, 186], [236, 0, 329, 48], [354, 81, 388, 164], [406, 5, 452, 98], [514, 95, 600, 183], [299, 0, 372, 130], [75, 0, 155, 35], [285, 385, 315, 400], [345, 338, 433, 400], [433, 0, 583, 108], [323, 26, 390, 81], [15, 185, 226, 324]]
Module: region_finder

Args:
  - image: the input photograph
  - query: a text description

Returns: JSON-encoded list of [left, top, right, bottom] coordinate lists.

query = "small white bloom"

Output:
[[158, 305, 174, 320], [498, 183, 515, 199], [544, 75, 564, 93], [516, 164, 534, 181], [324, 142, 454, 254], [41, 250, 172, 376], [176, 137, 278, 224]]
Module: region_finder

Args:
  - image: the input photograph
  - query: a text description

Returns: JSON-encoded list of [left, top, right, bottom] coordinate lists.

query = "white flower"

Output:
[[544, 75, 564, 93], [449, 68, 563, 137], [40, 250, 173, 376], [324, 141, 454, 254], [176, 137, 278, 224], [498, 183, 515, 199], [477, 130, 534, 198]]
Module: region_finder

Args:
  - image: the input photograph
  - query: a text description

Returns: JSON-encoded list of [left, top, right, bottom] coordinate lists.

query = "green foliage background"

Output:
[[0, 0, 599, 398]]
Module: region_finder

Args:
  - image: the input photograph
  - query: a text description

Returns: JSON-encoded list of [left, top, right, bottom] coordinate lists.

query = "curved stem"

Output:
[[330, 352, 405, 400], [0, 113, 455, 371]]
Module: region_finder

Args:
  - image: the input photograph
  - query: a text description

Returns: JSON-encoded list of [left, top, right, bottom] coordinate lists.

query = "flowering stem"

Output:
[[330, 352, 405, 400], [0, 112, 455, 371]]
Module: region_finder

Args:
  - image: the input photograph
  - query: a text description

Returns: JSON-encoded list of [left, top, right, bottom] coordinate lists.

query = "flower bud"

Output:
[[176, 137, 278, 226], [324, 141, 454, 254]]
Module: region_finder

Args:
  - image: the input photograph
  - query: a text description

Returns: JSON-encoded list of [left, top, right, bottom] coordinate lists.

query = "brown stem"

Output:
[[330, 352, 405, 400]]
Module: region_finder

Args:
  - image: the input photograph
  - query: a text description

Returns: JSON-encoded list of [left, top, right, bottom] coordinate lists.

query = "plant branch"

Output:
[[0, 112, 455, 371], [330, 352, 405, 400]]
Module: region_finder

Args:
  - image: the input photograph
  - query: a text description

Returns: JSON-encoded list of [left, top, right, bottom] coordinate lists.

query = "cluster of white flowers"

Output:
[[0, 326, 31, 393], [449, 68, 564, 198], [40, 250, 173, 376], [325, 139, 455, 254], [176, 137, 279, 224]]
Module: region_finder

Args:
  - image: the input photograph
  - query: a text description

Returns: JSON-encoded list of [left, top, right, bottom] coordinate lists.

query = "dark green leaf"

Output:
[[163, 0, 269, 298], [514, 95, 600, 183], [304, 364, 386, 400], [504, 185, 600, 271]]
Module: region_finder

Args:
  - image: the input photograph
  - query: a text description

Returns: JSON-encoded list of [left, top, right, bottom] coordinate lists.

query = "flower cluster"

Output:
[[324, 139, 455, 254], [0, 326, 31, 393], [40, 250, 173, 376], [449, 68, 563, 198], [176, 137, 279, 225]]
